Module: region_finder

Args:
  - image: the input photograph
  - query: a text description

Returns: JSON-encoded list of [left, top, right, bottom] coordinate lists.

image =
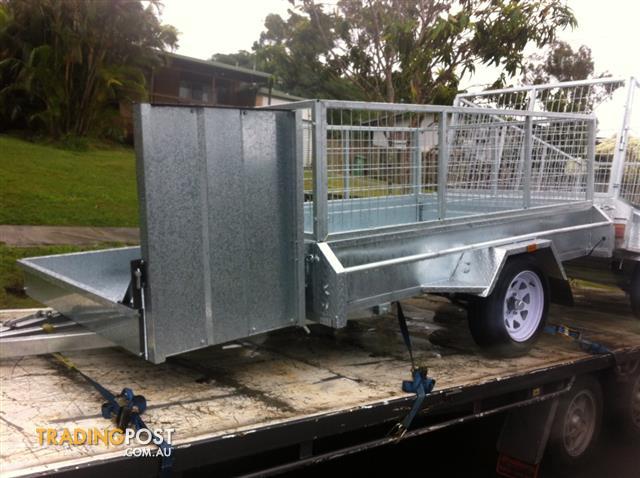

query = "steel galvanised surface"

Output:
[[17, 101, 613, 362], [17, 247, 142, 355], [20, 106, 305, 363], [134, 106, 304, 363]]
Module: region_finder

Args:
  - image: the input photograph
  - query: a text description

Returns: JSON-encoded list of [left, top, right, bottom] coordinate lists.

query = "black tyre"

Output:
[[547, 375, 603, 466], [468, 256, 549, 356], [610, 368, 640, 438], [630, 263, 640, 319]]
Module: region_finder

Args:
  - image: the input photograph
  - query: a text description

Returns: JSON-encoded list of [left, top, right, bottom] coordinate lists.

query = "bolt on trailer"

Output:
[[455, 76, 640, 316], [16, 101, 612, 363]]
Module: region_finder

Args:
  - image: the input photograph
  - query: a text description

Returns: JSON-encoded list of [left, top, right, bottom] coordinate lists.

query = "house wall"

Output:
[[152, 67, 182, 104], [120, 55, 270, 141], [371, 114, 438, 151], [151, 67, 255, 106], [255, 93, 293, 107]]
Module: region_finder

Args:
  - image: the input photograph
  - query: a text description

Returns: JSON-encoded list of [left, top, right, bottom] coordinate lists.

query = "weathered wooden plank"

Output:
[[0, 286, 638, 476]]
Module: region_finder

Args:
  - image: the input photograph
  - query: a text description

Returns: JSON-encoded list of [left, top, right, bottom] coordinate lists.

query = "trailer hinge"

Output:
[[122, 259, 146, 311]]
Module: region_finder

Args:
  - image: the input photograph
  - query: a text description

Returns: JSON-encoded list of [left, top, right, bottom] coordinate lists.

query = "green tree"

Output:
[[217, 0, 576, 104], [521, 40, 621, 113], [211, 50, 257, 70], [0, 0, 178, 139], [524, 41, 595, 84]]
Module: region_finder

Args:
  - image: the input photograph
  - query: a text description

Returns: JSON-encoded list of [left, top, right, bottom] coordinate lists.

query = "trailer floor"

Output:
[[1, 284, 639, 477]]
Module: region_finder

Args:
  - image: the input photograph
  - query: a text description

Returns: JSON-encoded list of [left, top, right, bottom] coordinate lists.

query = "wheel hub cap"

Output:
[[563, 390, 596, 457], [502, 270, 544, 342]]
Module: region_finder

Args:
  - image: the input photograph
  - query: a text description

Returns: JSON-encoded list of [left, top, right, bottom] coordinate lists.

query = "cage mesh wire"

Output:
[[620, 87, 640, 206], [447, 113, 588, 206], [457, 79, 640, 205], [322, 108, 438, 232], [304, 105, 590, 234]]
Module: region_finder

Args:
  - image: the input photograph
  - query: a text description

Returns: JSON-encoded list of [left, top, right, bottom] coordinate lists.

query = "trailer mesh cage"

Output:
[[283, 100, 595, 239], [455, 77, 640, 208]]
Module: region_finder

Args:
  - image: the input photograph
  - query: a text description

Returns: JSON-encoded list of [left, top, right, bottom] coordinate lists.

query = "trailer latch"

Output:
[[122, 259, 146, 310]]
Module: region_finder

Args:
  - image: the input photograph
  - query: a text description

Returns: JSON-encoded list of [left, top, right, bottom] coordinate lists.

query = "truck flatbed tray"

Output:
[[1, 285, 639, 478]]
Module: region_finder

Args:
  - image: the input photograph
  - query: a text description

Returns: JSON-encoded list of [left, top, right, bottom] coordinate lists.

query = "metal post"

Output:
[[526, 88, 537, 111], [438, 112, 448, 220], [523, 116, 533, 208], [537, 146, 547, 191], [586, 118, 596, 201], [609, 77, 636, 199], [312, 101, 328, 240], [491, 127, 500, 196], [343, 130, 350, 200], [412, 129, 422, 221], [293, 109, 307, 326], [492, 126, 507, 196], [520, 88, 537, 198]]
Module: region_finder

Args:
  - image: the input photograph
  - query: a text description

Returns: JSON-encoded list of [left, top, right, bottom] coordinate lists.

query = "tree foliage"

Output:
[[216, 0, 576, 104], [521, 40, 621, 114], [0, 0, 178, 139], [211, 50, 257, 70], [524, 40, 595, 84]]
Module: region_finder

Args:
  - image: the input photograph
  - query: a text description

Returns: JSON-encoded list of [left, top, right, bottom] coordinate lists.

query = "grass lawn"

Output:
[[303, 169, 415, 196], [0, 243, 125, 309], [0, 135, 139, 227]]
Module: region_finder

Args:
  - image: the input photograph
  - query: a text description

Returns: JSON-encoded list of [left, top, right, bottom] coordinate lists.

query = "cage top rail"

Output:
[[275, 99, 595, 120], [455, 76, 633, 98]]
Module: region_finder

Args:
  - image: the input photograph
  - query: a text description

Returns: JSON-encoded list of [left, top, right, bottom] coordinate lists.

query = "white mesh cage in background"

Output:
[[455, 77, 640, 207]]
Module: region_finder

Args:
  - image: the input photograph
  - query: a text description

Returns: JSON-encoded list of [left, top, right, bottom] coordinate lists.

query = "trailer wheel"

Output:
[[468, 256, 548, 356], [547, 375, 602, 466], [610, 369, 640, 437], [630, 263, 640, 319]]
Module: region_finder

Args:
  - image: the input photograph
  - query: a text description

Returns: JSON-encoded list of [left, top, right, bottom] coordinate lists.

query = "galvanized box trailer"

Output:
[[18, 101, 613, 362]]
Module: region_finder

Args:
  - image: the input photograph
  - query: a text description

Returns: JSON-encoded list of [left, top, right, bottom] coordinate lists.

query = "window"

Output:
[[179, 79, 213, 103]]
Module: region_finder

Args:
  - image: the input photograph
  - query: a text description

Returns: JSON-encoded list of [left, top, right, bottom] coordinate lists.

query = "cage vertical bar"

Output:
[[523, 116, 533, 208], [438, 112, 448, 220], [312, 100, 328, 240], [586, 118, 596, 201]]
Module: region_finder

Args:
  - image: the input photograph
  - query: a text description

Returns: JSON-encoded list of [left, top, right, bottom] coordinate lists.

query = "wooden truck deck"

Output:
[[1, 283, 639, 477]]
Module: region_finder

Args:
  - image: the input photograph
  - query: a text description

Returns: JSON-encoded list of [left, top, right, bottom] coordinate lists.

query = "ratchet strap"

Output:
[[544, 324, 611, 355], [390, 302, 436, 438], [51, 353, 174, 477]]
